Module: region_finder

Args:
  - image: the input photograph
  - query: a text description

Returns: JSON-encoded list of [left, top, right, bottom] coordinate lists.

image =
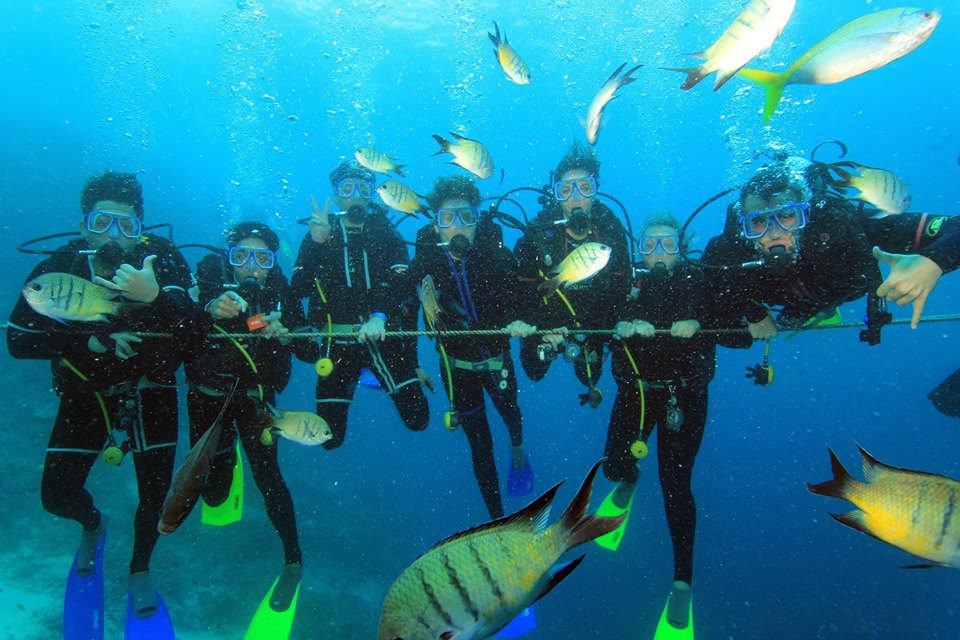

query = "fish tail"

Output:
[[661, 65, 708, 91], [736, 67, 787, 124], [555, 459, 626, 549], [488, 21, 502, 47], [807, 447, 857, 500], [432, 134, 451, 155], [392, 163, 407, 178]]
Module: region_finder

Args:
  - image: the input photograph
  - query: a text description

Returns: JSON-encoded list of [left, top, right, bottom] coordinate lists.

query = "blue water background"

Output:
[[1, 1, 958, 638]]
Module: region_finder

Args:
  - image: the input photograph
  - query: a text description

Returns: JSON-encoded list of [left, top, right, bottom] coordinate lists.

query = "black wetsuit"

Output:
[[6, 236, 196, 574], [604, 262, 750, 586], [513, 201, 630, 393], [291, 206, 429, 449], [409, 219, 525, 519], [185, 255, 318, 565], [703, 199, 960, 327]]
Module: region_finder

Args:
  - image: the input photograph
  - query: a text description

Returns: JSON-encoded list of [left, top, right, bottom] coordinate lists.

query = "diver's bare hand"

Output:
[[874, 247, 943, 329], [504, 320, 536, 338], [309, 196, 333, 244], [415, 367, 436, 393], [205, 291, 247, 319], [262, 312, 291, 344], [95, 255, 160, 303], [747, 315, 778, 340], [357, 315, 386, 343], [670, 319, 700, 339]]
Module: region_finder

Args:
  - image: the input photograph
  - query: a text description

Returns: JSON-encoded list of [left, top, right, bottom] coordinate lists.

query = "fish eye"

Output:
[[30, 283, 42, 291]]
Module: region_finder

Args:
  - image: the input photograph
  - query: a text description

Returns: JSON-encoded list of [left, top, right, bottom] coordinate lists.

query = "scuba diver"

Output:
[[701, 154, 960, 344], [290, 160, 430, 450], [513, 141, 631, 408], [6, 171, 199, 636], [185, 221, 318, 634], [408, 175, 538, 520], [595, 213, 751, 637]]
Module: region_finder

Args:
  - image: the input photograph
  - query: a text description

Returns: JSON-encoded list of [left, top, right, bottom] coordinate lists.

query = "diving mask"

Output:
[[740, 203, 809, 239], [639, 234, 680, 255], [336, 178, 374, 199], [228, 245, 276, 270], [436, 206, 478, 229], [553, 176, 597, 201], [85, 210, 142, 239]]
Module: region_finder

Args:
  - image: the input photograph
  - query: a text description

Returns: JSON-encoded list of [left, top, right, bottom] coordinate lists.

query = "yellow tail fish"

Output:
[[488, 21, 531, 85], [666, 0, 795, 91], [808, 446, 960, 568], [737, 8, 940, 123], [355, 146, 407, 177], [539, 242, 612, 298], [583, 62, 641, 145], [377, 460, 624, 640], [418, 274, 445, 332], [432, 132, 495, 180]]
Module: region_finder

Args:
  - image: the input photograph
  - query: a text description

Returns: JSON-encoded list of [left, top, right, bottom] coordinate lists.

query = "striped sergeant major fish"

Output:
[[539, 242, 612, 298], [432, 132, 495, 180], [808, 446, 960, 569], [22, 272, 125, 323], [377, 460, 624, 640], [488, 21, 530, 85]]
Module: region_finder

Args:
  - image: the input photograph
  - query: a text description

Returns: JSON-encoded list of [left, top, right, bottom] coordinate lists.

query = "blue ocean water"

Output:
[[1, 1, 959, 638]]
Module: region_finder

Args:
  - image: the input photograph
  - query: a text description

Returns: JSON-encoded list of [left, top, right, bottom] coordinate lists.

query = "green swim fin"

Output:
[[243, 577, 300, 640], [593, 485, 634, 551], [654, 586, 694, 640], [202, 441, 244, 526]]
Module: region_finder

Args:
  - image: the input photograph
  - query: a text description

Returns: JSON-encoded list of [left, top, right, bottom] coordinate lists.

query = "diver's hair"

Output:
[[426, 175, 481, 211], [642, 211, 690, 251], [740, 157, 813, 208], [329, 160, 375, 188], [225, 220, 280, 253], [81, 171, 144, 218], [554, 140, 600, 182]]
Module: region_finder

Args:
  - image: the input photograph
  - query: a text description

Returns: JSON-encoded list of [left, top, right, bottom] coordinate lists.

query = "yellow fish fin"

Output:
[[736, 67, 788, 123]]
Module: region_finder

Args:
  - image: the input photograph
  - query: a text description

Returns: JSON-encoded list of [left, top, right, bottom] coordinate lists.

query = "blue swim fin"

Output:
[[124, 589, 175, 639], [64, 533, 105, 640], [358, 367, 382, 389], [506, 454, 534, 498], [495, 606, 536, 638]]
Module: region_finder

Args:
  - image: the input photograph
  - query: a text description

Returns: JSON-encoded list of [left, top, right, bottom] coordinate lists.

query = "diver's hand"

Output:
[[614, 321, 634, 339], [309, 196, 333, 244], [88, 332, 142, 360], [415, 367, 436, 393], [95, 255, 160, 303], [633, 320, 656, 338], [205, 291, 247, 319], [358, 315, 386, 342], [747, 315, 778, 340], [873, 247, 943, 329], [505, 320, 536, 338], [262, 311, 291, 344], [541, 330, 566, 349], [671, 319, 700, 339]]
